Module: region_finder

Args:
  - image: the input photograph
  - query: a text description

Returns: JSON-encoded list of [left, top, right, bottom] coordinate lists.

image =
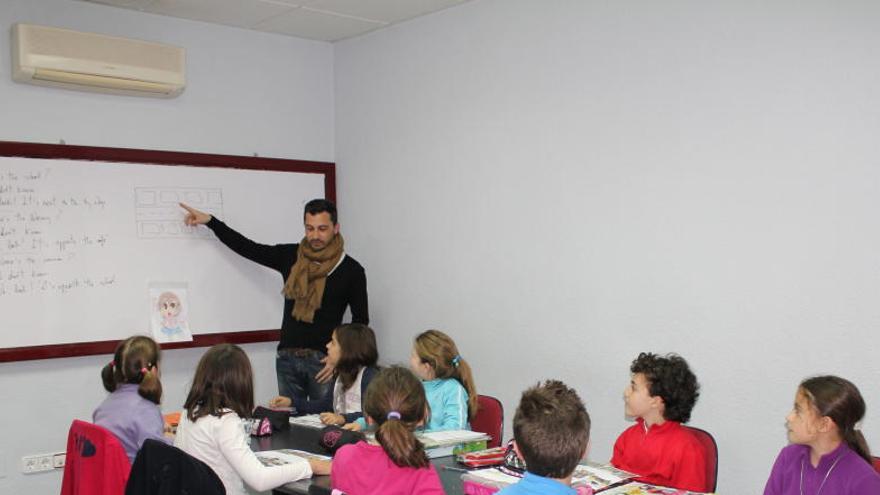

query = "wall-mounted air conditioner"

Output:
[[11, 23, 186, 98]]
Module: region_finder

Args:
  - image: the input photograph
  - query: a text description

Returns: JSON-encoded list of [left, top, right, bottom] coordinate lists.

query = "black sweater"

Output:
[[207, 217, 369, 351]]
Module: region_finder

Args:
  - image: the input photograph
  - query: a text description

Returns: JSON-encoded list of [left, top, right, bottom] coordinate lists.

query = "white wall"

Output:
[[335, 0, 880, 493], [0, 1, 333, 493]]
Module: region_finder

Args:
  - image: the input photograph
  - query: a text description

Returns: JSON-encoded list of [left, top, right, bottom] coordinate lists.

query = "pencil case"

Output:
[[456, 446, 506, 468]]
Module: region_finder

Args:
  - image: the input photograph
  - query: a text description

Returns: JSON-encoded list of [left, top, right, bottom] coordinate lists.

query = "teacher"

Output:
[[180, 199, 368, 404]]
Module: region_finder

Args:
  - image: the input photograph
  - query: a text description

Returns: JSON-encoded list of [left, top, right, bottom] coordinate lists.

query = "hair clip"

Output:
[[387, 411, 401, 420], [451, 355, 462, 367]]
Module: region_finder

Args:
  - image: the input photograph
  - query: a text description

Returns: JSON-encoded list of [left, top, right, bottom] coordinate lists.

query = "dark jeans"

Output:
[[276, 349, 330, 404]]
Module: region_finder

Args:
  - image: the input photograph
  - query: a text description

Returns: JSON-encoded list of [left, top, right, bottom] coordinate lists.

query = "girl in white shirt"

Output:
[[175, 344, 330, 495], [270, 323, 379, 427]]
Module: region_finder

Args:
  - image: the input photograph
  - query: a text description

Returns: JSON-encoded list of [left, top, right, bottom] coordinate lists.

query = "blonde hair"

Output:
[[414, 329, 479, 420]]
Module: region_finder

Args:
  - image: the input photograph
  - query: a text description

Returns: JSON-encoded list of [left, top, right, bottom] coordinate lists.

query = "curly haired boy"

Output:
[[610, 352, 708, 492]]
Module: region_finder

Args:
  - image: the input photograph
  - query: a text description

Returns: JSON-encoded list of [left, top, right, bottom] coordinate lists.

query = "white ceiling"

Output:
[[76, 0, 472, 42]]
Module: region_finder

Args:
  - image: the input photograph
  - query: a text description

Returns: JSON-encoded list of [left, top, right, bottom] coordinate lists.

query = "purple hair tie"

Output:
[[387, 411, 401, 420]]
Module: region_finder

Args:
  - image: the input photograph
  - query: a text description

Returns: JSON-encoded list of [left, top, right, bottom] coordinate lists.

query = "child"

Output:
[[93, 335, 170, 464], [331, 366, 444, 494], [763, 375, 880, 495], [498, 380, 592, 495], [269, 323, 379, 426], [174, 344, 330, 495], [610, 352, 708, 492], [409, 329, 479, 431]]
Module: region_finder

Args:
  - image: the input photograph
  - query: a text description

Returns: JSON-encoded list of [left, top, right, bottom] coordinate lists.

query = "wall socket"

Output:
[[21, 452, 65, 474]]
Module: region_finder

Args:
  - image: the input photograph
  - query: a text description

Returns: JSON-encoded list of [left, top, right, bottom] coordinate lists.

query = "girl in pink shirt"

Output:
[[331, 366, 444, 495]]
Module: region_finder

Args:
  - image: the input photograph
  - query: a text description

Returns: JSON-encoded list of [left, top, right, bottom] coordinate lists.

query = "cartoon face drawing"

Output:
[[157, 292, 182, 327]]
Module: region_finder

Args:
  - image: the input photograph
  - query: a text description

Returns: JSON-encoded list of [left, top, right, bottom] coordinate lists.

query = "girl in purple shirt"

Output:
[[93, 335, 169, 463], [763, 375, 880, 495]]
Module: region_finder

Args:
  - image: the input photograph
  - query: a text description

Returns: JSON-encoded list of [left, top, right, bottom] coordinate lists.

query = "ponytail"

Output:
[[842, 425, 873, 465], [375, 416, 429, 469], [137, 365, 163, 405], [451, 357, 479, 421], [101, 360, 117, 393]]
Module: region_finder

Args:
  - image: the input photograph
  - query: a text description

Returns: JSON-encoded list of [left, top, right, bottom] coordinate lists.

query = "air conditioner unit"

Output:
[[11, 23, 186, 98]]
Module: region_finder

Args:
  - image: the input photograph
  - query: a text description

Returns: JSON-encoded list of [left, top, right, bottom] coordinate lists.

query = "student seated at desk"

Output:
[[93, 335, 171, 464], [410, 329, 479, 431], [498, 380, 592, 495], [763, 375, 880, 495], [175, 344, 331, 495], [269, 323, 379, 426], [610, 352, 708, 492], [331, 366, 444, 495]]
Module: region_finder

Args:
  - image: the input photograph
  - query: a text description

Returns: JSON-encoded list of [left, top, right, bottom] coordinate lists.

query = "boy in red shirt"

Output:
[[610, 352, 709, 493]]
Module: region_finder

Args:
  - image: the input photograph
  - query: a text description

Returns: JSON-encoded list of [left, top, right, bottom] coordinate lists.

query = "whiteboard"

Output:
[[0, 143, 332, 360]]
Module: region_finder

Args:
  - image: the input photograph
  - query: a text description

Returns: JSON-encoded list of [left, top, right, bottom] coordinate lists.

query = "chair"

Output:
[[872, 456, 880, 474], [60, 419, 131, 495], [471, 395, 504, 449], [686, 425, 718, 493], [125, 439, 224, 495]]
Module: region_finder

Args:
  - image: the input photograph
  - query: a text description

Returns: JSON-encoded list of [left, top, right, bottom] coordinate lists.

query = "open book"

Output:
[[417, 430, 490, 458], [599, 481, 714, 495], [255, 449, 331, 467], [462, 461, 637, 492], [288, 414, 326, 429]]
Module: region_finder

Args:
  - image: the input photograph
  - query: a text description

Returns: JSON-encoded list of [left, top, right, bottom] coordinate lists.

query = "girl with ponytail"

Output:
[[331, 366, 444, 495], [764, 375, 880, 495], [410, 329, 479, 431], [93, 335, 170, 463]]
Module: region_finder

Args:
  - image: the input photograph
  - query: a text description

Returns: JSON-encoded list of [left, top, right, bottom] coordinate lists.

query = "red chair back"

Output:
[[61, 419, 130, 495], [471, 395, 504, 448], [685, 425, 718, 493], [872, 456, 880, 474]]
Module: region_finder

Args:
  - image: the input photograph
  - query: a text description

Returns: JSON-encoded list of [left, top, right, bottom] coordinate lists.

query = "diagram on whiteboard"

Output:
[[135, 187, 223, 239]]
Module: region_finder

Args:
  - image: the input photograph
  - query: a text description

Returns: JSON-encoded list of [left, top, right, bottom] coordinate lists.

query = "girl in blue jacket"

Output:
[[409, 329, 479, 431]]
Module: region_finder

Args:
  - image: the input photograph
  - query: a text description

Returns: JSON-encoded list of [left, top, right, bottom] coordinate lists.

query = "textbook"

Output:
[[461, 461, 638, 492], [417, 430, 491, 458], [599, 481, 714, 495], [255, 448, 331, 467], [288, 414, 326, 429]]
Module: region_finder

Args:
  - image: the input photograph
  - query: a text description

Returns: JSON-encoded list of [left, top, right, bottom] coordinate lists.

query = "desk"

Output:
[[251, 424, 466, 495]]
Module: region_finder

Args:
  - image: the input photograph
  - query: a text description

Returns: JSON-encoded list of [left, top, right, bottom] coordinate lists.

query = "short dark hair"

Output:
[[631, 352, 699, 423], [334, 323, 379, 391], [513, 380, 591, 479], [183, 344, 255, 422], [304, 198, 337, 224]]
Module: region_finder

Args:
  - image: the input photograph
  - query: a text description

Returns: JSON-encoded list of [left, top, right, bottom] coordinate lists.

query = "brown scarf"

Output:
[[283, 233, 344, 323]]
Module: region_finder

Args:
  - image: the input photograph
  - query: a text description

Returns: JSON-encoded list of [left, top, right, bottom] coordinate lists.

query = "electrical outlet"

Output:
[[21, 453, 63, 474], [21, 455, 39, 474]]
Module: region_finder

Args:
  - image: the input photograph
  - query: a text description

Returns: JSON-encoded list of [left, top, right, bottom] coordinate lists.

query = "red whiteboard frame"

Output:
[[0, 141, 335, 362]]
